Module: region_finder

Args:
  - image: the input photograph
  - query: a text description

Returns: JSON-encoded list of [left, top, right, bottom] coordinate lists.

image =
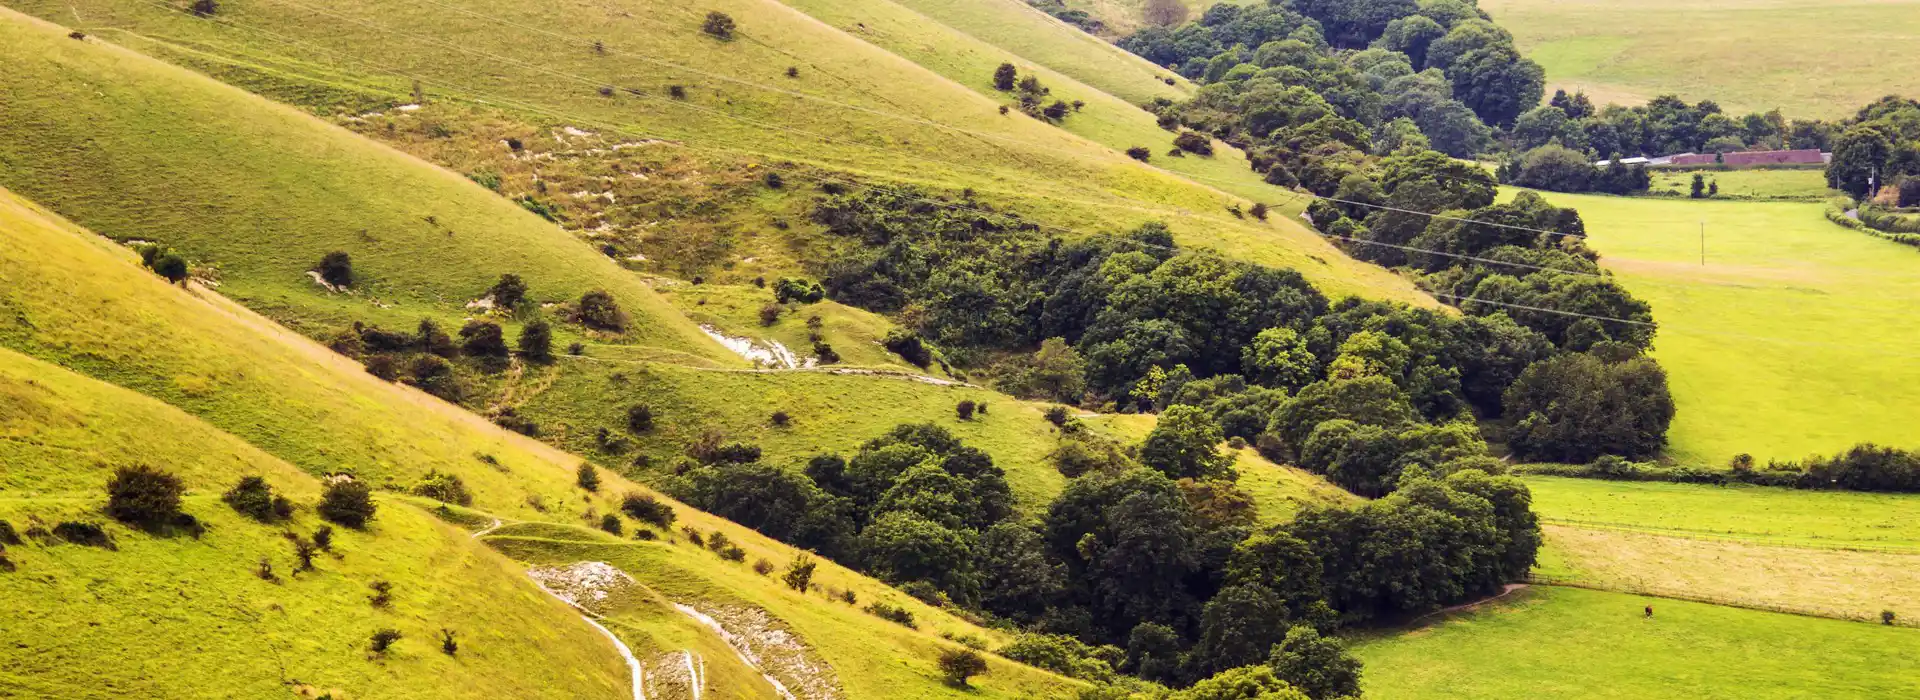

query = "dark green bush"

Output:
[[577, 463, 601, 492], [223, 476, 294, 522], [575, 290, 628, 332], [702, 11, 736, 39], [865, 601, 917, 629], [411, 470, 472, 506], [621, 493, 676, 528], [53, 521, 114, 549], [599, 513, 624, 535], [318, 481, 377, 528], [315, 251, 353, 288], [370, 628, 402, 654], [518, 320, 553, 362], [938, 647, 989, 687], [105, 465, 184, 529], [626, 404, 654, 433]]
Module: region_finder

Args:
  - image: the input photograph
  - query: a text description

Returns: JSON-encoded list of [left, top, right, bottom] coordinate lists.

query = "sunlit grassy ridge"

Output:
[[7, 0, 1429, 305], [1353, 586, 1920, 699], [0, 9, 730, 360], [1481, 0, 1920, 118], [1518, 190, 1920, 467]]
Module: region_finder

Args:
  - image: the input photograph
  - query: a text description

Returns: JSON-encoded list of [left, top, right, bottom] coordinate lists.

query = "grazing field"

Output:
[[1353, 585, 1920, 699], [1480, 0, 1920, 118], [1525, 191, 1920, 467], [1645, 168, 1834, 201], [1523, 476, 1920, 549]]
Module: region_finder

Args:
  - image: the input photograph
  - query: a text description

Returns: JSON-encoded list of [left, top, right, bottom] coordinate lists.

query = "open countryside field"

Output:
[[1524, 476, 1920, 549], [1480, 0, 1920, 118], [1354, 586, 1920, 699], [1645, 168, 1835, 200], [1523, 191, 1920, 467]]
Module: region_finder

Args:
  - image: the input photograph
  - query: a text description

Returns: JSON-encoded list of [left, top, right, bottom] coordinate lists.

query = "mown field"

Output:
[[1524, 476, 1920, 549], [1644, 168, 1834, 201], [1354, 585, 1920, 699], [1527, 191, 1920, 467], [1480, 0, 1920, 118]]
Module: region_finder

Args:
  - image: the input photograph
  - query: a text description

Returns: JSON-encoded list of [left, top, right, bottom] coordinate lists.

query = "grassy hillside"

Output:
[[0, 350, 631, 698], [879, 0, 1192, 103], [1521, 191, 1920, 467], [1061, 0, 1257, 37], [1353, 585, 1920, 699], [6, 0, 1429, 305], [0, 9, 731, 361], [1481, 0, 1920, 118]]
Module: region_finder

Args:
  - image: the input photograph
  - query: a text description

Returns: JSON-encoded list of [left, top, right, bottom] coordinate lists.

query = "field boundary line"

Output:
[[1525, 575, 1915, 628], [1542, 519, 1920, 554]]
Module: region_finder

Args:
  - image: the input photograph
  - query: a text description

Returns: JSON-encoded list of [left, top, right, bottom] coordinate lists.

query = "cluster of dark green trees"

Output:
[[1120, 0, 1540, 165], [1825, 96, 1920, 201], [1512, 91, 1835, 160], [1497, 144, 1651, 195], [1536, 443, 1920, 493]]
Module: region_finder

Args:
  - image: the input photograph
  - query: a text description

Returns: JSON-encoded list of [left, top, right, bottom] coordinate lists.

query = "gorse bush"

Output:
[[784, 553, 817, 592], [315, 251, 353, 288], [626, 404, 654, 433], [411, 470, 472, 506], [318, 481, 377, 528], [865, 601, 917, 629], [576, 463, 601, 492], [518, 320, 553, 361], [223, 476, 294, 522], [599, 513, 623, 535], [370, 628, 402, 654], [575, 290, 627, 332], [105, 465, 184, 529], [701, 11, 736, 40], [620, 493, 676, 528]]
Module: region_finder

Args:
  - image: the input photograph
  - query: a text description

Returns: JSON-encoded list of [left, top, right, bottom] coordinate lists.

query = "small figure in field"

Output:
[[1644, 605, 1654, 619]]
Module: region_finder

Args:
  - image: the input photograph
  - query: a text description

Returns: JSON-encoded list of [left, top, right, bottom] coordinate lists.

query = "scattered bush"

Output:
[[315, 251, 353, 288], [319, 481, 377, 528], [368, 580, 394, 608], [812, 341, 841, 364], [224, 476, 295, 522], [290, 535, 319, 572], [882, 328, 933, 368], [363, 354, 401, 381], [774, 277, 827, 304], [753, 558, 775, 576], [626, 404, 655, 434], [370, 628, 402, 655], [1044, 406, 1070, 426], [600, 513, 624, 535], [839, 589, 858, 605], [105, 465, 184, 529], [313, 525, 334, 551], [411, 470, 472, 506], [256, 557, 277, 582], [188, 0, 217, 16], [938, 648, 989, 687], [621, 493, 676, 528], [702, 11, 736, 39], [771, 410, 791, 427], [1884, 610, 1898, 625], [1126, 146, 1151, 162], [784, 553, 817, 591], [669, 85, 687, 99], [866, 601, 917, 628], [956, 400, 977, 421], [1173, 131, 1212, 155], [993, 63, 1017, 91], [459, 321, 509, 359], [1250, 202, 1269, 220], [518, 320, 553, 361], [760, 303, 783, 327], [786, 66, 799, 78], [577, 463, 602, 492], [440, 629, 458, 656], [567, 342, 586, 355], [0, 521, 18, 546], [682, 527, 705, 547], [576, 290, 628, 332], [53, 521, 113, 549]]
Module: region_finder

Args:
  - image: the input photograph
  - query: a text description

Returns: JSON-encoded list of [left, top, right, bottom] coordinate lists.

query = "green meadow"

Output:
[[1645, 168, 1835, 200], [1481, 0, 1920, 118], [1354, 585, 1920, 699], [1525, 190, 1920, 467], [1523, 476, 1920, 549]]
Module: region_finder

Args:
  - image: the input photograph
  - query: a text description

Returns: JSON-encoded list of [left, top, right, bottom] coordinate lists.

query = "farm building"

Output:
[[1664, 149, 1829, 167]]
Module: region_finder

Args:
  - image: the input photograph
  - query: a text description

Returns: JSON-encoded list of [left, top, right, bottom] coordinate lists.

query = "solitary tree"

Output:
[[488, 273, 528, 309], [153, 253, 190, 285], [319, 480, 377, 528], [784, 553, 817, 592], [937, 647, 989, 687], [702, 11, 736, 40], [1689, 173, 1707, 199], [518, 319, 553, 361], [577, 463, 602, 492]]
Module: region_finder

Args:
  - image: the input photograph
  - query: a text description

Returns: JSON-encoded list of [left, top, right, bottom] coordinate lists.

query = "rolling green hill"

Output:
[[1481, 0, 1920, 118], [4, 0, 1428, 305]]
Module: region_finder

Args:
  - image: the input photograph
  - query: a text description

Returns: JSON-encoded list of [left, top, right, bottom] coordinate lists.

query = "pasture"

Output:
[[1526, 191, 1920, 468], [1481, 0, 1920, 118], [1644, 167, 1833, 200], [1523, 476, 1920, 549], [1353, 585, 1920, 699]]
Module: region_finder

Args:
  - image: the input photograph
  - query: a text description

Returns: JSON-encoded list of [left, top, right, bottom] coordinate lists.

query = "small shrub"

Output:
[[106, 465, 184, 529], [760, 303, 783, 327], [576, 289, 628, 332], [370, 628, 403, 655], [634, 529, 658, 541], [764, 172, 784, 189], [813, 341, 840, 364], [621, 493, 676, 528], [577, 463, 602, 492], [53, 521, 113, 549], [1044, 405, 1070, 426], [188, 0, 217, 15], [786, 66, 799, 78], [1173, 131, 1212, 155], [1227, 435, 1248, 450], [411, 470, 472, 506], [459, 321, 509, 359], [315, 251, 353, 288], [770, 410, 791, 427], [313, 525, 334, 551], [0, 521, 18, 546], [626, 404, 654, 434], [1125, 146, 1151, 162], [518, 320, 553, 361], [68, 30, 86, 40], [493, 407, 541, 436], [1885, 610, 1898, 625], [993, 63, 1017, 91], [669, 85, 687, 99], [707, 530, 733, 553], [866, 602, 917, 629], [999, 105, 1010, 115], [223, 476, 295, 522], [883, 328, 933, 368], [702, 11, 736, 39], [440, 629, 459, 656], [773, 277, 826, 304], [956, 400, 976, 421], [1250, 202, 1269, 220], [363, 354, 401, 381], [319, 481, 377, 528], [720, 545, 746, 562], [368, 580, 394, 608], [567, 342, 586, 355], [0, 552, 12, 573], [1043, 100, 1069, 120], [938, 648, 989, 688], [290, 535, 319, 572], [682, 526, 705, 547], [839, 588, 858, 605], [153, 253, 190, 285], [753, 558, 775, 576], [487, 273, 528, 309], [784, 553, 817, 592], [600, 513, 624, 535], [256, 557, 278, 582]]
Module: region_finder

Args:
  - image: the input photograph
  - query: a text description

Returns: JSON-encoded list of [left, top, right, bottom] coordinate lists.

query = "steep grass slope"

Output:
[[879, 0, 1192, 103], [0, 8, 730, 360], [1353, 586, 1920, 699], [8, 0, 1428, 304], [0, 350, 631, 699], [1521, 191, 1920, 466], [1480, 0, 1920, 118], [0, 187, 1080, 697]]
